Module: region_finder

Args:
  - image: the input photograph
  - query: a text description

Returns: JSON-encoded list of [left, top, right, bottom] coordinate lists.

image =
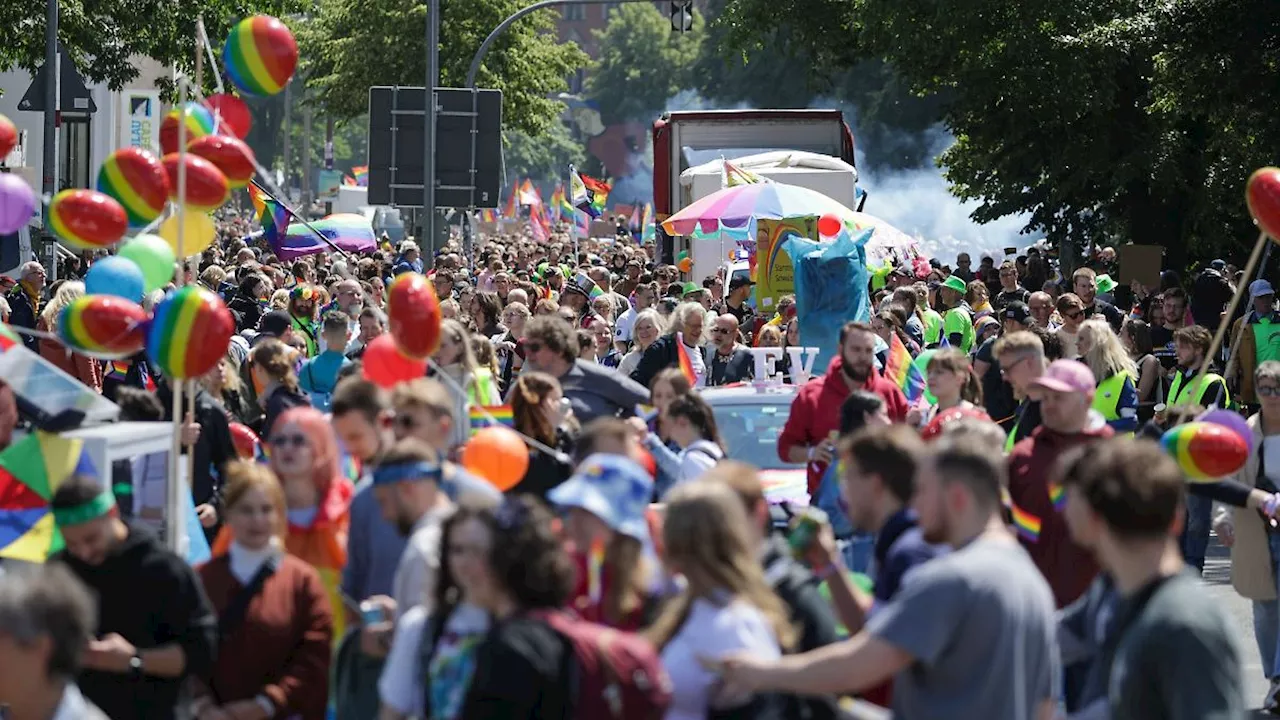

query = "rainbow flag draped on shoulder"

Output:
[[883, 333, 925, 403]]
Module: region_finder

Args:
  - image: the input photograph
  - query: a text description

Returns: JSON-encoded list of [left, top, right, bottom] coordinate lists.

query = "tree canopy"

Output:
[[297, 0, 586, 137], [714, 0, 1280, 263], [0, 0, 302, 93], [585, 3, 703, 126], [504, 122, 585, 187]]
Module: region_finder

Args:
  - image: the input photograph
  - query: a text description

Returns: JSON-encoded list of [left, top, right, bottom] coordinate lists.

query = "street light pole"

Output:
[[41, 0, 58, 278], [423, 0, 440, 267]]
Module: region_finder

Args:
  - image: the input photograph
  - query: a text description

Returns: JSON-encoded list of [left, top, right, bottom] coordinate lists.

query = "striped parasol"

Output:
[[661, 181, 856, 237]]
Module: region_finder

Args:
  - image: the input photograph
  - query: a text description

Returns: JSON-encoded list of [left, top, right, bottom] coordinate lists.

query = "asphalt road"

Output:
[[1205, 534, 1273, 717]]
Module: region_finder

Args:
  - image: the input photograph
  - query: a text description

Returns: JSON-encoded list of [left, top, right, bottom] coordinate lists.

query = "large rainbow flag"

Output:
[[248, 181, 292, 242], [273, 213, 377, 260]]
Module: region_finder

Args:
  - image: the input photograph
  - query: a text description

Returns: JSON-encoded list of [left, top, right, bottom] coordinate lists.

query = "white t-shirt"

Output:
[[392, 502, 453, 617], [677, 440, 722, 485], [684, 341, 706, 387], [615, 305, 640, 344], [660, 596, 781, 720], [379, 603, 490, 719]]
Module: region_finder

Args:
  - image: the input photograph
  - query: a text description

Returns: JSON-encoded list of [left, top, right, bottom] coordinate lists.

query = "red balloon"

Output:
[[1186, 424, 1249, 479], [0, 114, 16, 159], [361, 334, 427, 389], [187, 134, 255, 189], [161, 153, 230, 213], [1247, 167, 1280, 241], [48, 189, 128, 250], [817, 213, 843, 238], [229, 422, 260, 459], [387, 273, 442, 359], [921, 406, 992, 441], [204, 94, 253, 139], [461, 426, 529, 491]]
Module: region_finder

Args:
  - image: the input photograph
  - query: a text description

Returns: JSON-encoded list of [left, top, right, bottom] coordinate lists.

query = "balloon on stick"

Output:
[[58, 295, 149, 359], [85, 256, 146, 302], [162, 153, 230, 213], [223, 15, 299, 97], [386, 273, 442, 359], [146, 285, 236, 379], [203, 93, 252, 139], [1160, 421, 1249, 482], [461, 426, 529, 491], [0, 174, 36, 235], [118, 234, 178, 293], [1247, 167, 1280, 241], [187, 135, 255, 189], [96, 147, 170, 228], [49, 189, 128, 250], [158, 212, 217, 256], [159, 102, 216, 155], [0, 114, 17, 159], [361, 334, 427, 389]]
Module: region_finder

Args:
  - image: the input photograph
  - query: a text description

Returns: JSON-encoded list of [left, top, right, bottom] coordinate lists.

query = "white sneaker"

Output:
[[1264, 677, 1280, 714]]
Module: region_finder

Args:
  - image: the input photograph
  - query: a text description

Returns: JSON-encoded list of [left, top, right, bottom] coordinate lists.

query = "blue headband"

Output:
[[372, 461, 442, 486]]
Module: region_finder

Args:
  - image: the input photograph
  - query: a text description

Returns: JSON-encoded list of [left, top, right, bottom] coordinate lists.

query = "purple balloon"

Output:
[[0, 174, 35, 235], [1200, 408, 1254, 455]]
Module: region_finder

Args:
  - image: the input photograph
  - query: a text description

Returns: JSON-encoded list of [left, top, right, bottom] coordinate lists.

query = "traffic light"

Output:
[[670, 1, 693, 33]]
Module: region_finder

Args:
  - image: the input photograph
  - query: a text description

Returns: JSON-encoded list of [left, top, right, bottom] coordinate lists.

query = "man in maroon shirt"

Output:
[[778, 321, 909, 494]]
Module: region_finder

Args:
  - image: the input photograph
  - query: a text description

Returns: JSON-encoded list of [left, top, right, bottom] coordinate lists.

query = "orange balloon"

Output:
[[677, 257, 693, 273], [461, 426, 529, 491]]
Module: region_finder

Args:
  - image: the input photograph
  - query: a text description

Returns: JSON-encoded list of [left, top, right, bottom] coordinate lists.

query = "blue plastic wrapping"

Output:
[[782, 227, 872, 372]]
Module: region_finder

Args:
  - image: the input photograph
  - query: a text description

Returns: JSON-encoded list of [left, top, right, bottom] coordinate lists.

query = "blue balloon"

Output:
[[85, 255, 145, 302]]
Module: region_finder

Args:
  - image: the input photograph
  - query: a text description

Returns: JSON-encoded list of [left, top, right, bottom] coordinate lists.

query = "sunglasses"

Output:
[[270, 434, 308, 448]]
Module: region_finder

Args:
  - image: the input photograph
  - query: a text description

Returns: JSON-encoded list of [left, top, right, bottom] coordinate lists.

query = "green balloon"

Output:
[[912, 349, 938, 405], [118, 234, 177, 294]]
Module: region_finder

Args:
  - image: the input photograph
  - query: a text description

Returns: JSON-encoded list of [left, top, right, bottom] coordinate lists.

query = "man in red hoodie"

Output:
[[778, 321, 909, 493], [1007, 359, 1113, 608]]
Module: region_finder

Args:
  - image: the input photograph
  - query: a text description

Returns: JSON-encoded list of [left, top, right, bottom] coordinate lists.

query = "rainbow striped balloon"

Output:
[[159, 102, 215, 155], [58, 296, 148, 359], [97, 147, 169, 227], [146, 285, 235, 379], [223, 15, 298, 97], [1160, 421, 1249, 482]]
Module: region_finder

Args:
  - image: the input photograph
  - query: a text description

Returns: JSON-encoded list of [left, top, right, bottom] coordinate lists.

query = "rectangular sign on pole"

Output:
[[366, 86, 502, 209]]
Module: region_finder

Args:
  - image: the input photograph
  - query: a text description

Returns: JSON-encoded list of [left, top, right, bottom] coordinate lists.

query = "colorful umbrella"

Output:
[[0, 432, 97, 562], [847, 212, 926, 265], [661, 181, 855, 237]]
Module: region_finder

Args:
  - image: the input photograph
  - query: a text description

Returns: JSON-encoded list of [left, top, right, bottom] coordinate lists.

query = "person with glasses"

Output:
[[993, 331, 1049, 450], [522, 316, 649, 425], [704, 314, 753, 387], [7, 260, 46, 353], [1054, 292, 1086, 359], [993, 260, 1030, 311]]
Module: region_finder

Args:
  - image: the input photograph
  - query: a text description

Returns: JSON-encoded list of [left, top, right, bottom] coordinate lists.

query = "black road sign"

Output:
[[18, 49, 97, 114], [367, 87, 502, 209]]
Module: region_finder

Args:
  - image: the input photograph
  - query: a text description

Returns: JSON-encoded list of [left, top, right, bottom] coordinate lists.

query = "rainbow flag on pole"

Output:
[[470, 405, 515, 431], [676, 332, 697, 386], [351, 165, 368, 187], [883, 333, 925, 403]]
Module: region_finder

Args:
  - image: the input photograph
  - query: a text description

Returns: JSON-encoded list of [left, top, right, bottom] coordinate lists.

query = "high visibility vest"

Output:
[[1168, 370, 1230, 409], [1093, 372, 1134, 435], [469, 368, 497, 406]]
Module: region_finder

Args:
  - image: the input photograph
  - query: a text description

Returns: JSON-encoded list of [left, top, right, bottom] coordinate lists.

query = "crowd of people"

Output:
[[0, 207, 1276, 720]]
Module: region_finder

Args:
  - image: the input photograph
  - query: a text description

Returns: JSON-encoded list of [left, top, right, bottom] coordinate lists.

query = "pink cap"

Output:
[[1030, 359, 1096, 396]]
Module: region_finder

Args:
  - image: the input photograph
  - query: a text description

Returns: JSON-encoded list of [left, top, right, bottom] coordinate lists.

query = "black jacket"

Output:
[[226, 292, 265, 333], [703, 346, 754, 387], [54, 522, 217, 720], [258, 383, 311, 439], [630, 334, 682, 390], [156, 382, 237, 508], [511, 427, 575, 500], [6, 284, 40, 353]]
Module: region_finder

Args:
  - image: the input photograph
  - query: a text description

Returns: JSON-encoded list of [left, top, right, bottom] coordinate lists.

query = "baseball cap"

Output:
[[1210, 259, 1227, 271], [258, 310, 292, 338], [1250, 279, 1275, 298], [1030, 359, 1096, 397], [1002, 301, 1031, 324], [728, 276, 756, 291]]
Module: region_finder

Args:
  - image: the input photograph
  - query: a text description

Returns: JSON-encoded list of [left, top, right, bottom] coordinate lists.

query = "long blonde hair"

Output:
[[41, 281, 85, 334], [645, 481, 796, 651], [1079, 319, 1135, 382]]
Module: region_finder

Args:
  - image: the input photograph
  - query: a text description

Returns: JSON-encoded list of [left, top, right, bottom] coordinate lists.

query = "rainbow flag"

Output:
[[106, 359, 130, 379], [574, 208, 591, 237], [549, 184, 566, 223], [248, 181, 292, 242], [274, 213, 376, 260], [342, 174, 357, 186], [470, 405, 514, 431], [351, 165, 368, 187], [570, 169, 610, 219], [478, 208, 497, 223], [676, 332, 697, 385], [884, 333, 925, 403], [502, 181, 519, 219], [1010, 503, 1041, 543], [1048, 482, 1066, 512], [641, 202, 653, 230]]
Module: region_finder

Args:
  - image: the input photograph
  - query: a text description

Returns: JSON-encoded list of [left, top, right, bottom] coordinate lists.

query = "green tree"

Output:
[[0, 0, 303, 93], [297, 0, 586, 137], [504, 122, 586, 186], [585, 3, 703, 126]]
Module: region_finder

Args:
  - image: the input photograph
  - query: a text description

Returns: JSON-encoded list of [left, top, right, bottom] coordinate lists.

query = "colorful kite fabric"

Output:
[[0, 432, 98, 562]]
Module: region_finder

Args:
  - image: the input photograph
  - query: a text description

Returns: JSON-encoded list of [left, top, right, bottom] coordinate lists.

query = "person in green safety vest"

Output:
[[1166, 325, 1231, 416], [1228, 279, 1280, 408], [916, 283, 944, 347], [936, 275, 975, 352], [1076, 320, 1139, 434]]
